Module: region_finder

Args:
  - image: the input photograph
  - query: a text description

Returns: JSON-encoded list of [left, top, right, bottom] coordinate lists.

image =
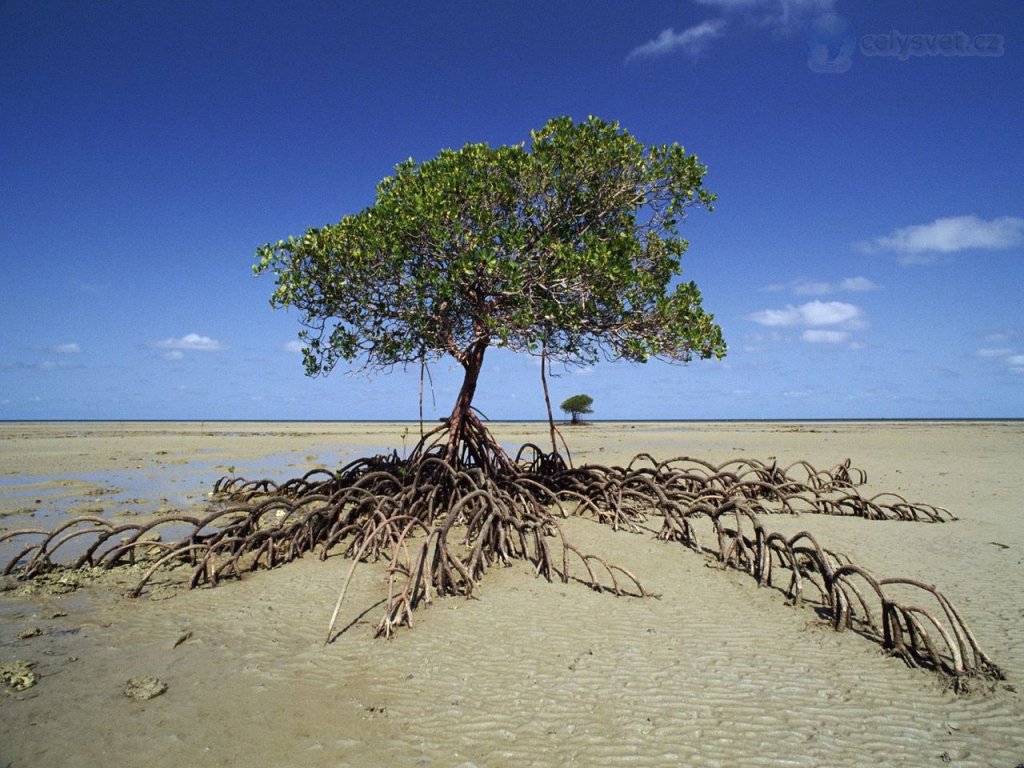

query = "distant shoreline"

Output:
[[1, 417, 1022, 425]]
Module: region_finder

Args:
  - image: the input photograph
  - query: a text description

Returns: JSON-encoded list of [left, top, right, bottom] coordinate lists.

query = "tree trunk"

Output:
[[445, 341, 487, 464]]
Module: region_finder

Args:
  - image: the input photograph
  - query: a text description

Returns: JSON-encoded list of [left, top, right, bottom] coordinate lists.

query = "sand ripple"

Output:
[[3, 421, 1023, 767]]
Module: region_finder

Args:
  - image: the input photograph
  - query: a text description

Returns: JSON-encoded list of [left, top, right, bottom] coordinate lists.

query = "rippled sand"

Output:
[[1, 421, 1022, 767]]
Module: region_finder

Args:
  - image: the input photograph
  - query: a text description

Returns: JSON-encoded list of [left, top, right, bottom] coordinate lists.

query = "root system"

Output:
[[0, 424, 1001, 689]]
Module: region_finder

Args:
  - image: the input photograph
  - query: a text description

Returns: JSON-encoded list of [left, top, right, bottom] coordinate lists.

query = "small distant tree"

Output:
[[560, 394, 594, 425]]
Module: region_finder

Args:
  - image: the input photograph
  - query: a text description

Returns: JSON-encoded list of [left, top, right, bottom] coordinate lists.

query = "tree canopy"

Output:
[[560, 394, 594, 424], [255, 115, 725, 431]]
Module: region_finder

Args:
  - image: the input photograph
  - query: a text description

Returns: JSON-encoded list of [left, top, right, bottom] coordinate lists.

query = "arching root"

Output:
[[1, 433, 998, 689]]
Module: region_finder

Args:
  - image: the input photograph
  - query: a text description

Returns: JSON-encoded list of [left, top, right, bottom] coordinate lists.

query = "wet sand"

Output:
[[1, 421, 1022, 767]]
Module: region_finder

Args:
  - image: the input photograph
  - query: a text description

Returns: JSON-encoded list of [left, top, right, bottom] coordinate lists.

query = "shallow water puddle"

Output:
[[0, 446, 389, 567]]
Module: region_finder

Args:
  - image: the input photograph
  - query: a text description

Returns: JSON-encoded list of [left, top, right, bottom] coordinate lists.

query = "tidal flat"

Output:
[[1, 420, 1022, 767]]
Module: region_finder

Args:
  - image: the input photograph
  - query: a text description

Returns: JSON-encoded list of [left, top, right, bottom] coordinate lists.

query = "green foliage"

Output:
[[560, 394, 594, 422], [254, 115, 726, 381]]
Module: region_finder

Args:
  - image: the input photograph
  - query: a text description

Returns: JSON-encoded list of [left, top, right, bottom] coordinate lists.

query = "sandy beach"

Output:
[[1, 420, 1022, 767]]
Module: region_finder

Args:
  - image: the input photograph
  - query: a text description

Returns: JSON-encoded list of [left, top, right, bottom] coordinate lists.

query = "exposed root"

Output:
[[0, 431, 997, 689], [663, 500, 1002, 685]]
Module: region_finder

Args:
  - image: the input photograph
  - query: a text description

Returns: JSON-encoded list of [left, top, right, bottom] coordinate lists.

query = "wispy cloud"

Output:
[[838, 276, 878, 292], [693, 0, 834, 32], [627, 0, 833, 63], [861, 215, 1024, 264], [791, 281, 833, 295], [626, 19, 728, 61], [283, 340, 304, 353], [767, 276, 879, 295], [976, 348, 1012, 358], [983, 329, 1020, 344], [50, 342, 81, 354], [976, 346, 1024, 374], [1, 359, 81, 372], [802, 329, 849, 344]]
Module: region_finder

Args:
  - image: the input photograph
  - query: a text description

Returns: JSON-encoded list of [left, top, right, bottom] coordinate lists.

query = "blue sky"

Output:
[[1, 0, 1022, 420]]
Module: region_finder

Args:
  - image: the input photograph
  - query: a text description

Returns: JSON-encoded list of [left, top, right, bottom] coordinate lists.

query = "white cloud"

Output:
[[839, 276, 878, 292], [152, 333, 227, 352], [284, 340, 304, 353], [749, 300, 864, 346], [50, 343, 81, 354], [626, 19, 728, 61], [800, 300, 861, 326], [747, 306, 800, 327], [802, 329, 849, 344], [1006, 355, 1024, 367], [864, 215, 1024, 262], [163, 350, 185, 361], [749, 300, 861, 328]]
